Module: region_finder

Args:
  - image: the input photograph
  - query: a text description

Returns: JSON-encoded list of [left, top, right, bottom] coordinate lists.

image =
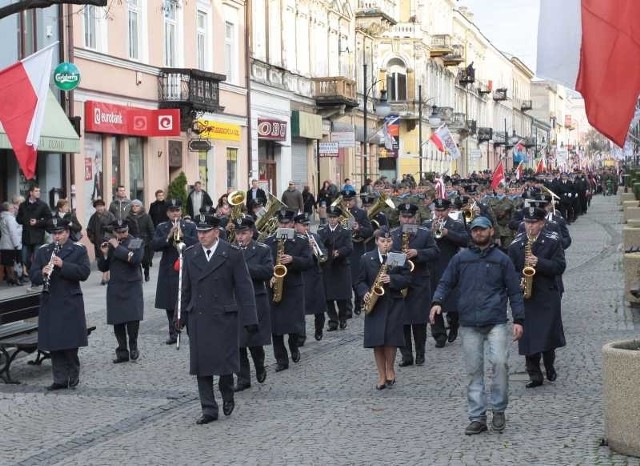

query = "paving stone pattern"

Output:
[[1, 195, 640, 465]]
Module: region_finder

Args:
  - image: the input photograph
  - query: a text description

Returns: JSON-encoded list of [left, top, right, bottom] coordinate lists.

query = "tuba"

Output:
[[330, 195, 356, 230], [521, 234, 536, 299], [362, 261, 389, 315], [271, 237, 288, 303], [256, 193, 287, 241], [226, 190, 246, 243], [367, 193, 395, 228]]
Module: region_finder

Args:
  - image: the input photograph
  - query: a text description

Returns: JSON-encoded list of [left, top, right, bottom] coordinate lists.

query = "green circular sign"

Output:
[[53, 62, 81, 91]]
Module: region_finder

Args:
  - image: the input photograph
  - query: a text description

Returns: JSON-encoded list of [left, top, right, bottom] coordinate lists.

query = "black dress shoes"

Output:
[[275, 364, 289, 372], [113, 357, 129, 364], [46, 382, 68, 391], [223, 399, 235, 416], [233, 383, 251, 392], [314, 330, 323, 341], [398, 360, 414, 367], [375, 383, 386, 390], [291, 348, 301, 363], [327, 325, 338, 332], [385, 379, 396, 388], [447, 327, 459, 343], [354, 307, 362, 316], [256, 367, 267, 383], [196, 414, 218, 425], [339, 321, 347, 330], [546, 366, 557, 382], [165, 337, 177, 345], [415, 355, 425, 366], [130, 349, 139, 361], [435, 338, 447, 348], [68, 378, 79, 388], [526, 379, 543, 388]]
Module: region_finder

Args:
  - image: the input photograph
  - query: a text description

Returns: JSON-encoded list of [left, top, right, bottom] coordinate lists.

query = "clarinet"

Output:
[[42, 242, 61, 294]]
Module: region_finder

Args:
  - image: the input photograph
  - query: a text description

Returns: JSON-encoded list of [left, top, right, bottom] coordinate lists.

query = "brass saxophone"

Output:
[[362, 261, 389, 315], [521, 235, 536, 299], [271, 238, 288, 303]]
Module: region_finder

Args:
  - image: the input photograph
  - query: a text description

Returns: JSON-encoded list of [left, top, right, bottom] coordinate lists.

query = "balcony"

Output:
[[520, 99, 533, 111], [477, 80, 492, 95], [457, 66, 475, 86], [449, 112, 467, 129], [442, 44, 464, 67], [477, 127, 493, 142], [493, 87, 508, 101], [158, 68, 226, 131], [523, 136, 537, 148], [430, 34, 453, 58], [466, 119, 477, 134], [355, 1, 397, 36], [312, 77, 358, 109]]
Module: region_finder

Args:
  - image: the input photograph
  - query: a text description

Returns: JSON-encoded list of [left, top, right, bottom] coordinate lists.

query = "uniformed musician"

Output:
[[392, 203, 439, 366], [97, 219, 145, 363], [30, 218, 91, 390], [356, 227, 412, 390], [232, 216, 272, 391], [263, 209, 314, 371], [361, 193, 389, 252], [424, 199, 469, 345], [317, 206, 353, 332], [293, 213, 328, 342], [178, 213, 258, 424], [508, 207, 566, 388], [151, 199, 197, 345]]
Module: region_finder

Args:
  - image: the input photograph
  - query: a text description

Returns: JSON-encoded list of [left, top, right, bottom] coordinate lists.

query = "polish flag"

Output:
[[535, 157, 546, 174], [515, 162, 524, 181], [490, 160, 505, 191], [429, 124, 461, 159], [0, 45, 55, 179], [537, 0, 640, 147]]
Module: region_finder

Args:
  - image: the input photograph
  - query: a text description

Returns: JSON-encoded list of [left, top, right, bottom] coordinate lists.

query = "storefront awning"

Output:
[[0, 91, 80, 154]]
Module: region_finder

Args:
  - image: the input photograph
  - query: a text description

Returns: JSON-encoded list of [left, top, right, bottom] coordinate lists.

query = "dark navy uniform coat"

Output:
[[303, 232, 328, 315], [238, 240, 273, 347], [318, 224, 353, 301]]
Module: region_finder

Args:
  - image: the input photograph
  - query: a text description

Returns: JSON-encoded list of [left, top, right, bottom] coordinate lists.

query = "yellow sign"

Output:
[[198, 119, 241, 142]]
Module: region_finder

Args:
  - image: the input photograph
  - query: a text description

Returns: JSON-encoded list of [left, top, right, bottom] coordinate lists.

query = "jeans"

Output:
[[460, 324, 509, 422]]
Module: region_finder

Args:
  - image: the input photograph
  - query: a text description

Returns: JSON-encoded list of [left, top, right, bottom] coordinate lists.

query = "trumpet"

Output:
[[307, 232, 327, 263], [172, 219, 184, 250], [461, 201, 477, 223], [433, 218, 445, 239]]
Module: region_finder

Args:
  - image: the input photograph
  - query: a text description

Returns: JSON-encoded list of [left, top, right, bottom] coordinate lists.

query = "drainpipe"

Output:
[[245, 0, 253, 187]]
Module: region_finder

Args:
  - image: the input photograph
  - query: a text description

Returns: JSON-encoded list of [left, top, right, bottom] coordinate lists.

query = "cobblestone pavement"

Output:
[[1, 194, 640, 465]]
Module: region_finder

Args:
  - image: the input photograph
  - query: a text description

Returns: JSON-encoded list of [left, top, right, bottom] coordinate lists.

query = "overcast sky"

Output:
[[459, 0, 540, 72]]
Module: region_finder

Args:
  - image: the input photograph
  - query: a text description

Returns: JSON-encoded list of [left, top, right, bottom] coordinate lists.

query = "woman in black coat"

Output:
[[356, 227, 411, 390], [53, 199, 83, 241]]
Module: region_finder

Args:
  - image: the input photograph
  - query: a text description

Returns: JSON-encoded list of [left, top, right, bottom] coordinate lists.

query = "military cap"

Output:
[[523, 206, 546, 222], [277, 209, 296, 222], [294, 213, 310, 224], [374, 226, 392, 239], [234, 215, 255, 232], [433, 198, 452, 210], [110, 218, 129, 232], [45, 217, 71, 233], [326, 206, 343, 217], [340, 189, 357, 199], [195, 213, 220, 231], [167, 198, 182, 210], [398, 203, 419, 217]]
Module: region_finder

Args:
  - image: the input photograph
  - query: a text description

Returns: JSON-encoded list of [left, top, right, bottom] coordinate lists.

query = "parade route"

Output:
[[1, 194, 638, 466]]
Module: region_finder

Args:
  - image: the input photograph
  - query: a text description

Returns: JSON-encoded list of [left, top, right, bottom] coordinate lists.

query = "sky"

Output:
[[459, 0, 540, 72]]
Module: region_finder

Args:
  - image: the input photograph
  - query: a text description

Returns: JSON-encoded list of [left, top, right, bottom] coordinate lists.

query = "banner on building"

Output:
[[85, 101, 180, 136]]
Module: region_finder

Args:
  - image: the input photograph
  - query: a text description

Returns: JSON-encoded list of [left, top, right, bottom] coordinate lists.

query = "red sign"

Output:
[[257, 118, 287, 141], [84, 101, 181, 136]]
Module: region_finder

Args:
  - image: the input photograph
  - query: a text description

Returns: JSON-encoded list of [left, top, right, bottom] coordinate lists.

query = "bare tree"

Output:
[[0, 0, 107, 20]]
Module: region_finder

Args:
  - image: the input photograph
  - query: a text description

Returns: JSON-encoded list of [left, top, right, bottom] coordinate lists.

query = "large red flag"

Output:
[[491, 161, 505, 190], [0, 45, 54, 179], [535, 157, 546, 174], [537, 0, 640, 147]]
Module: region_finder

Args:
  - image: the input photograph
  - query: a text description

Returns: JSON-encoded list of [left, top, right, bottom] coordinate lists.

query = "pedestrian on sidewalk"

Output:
[[16, 184, 51, 279], [0, 202, 22, 286], [126, 200, 155, 282], [86, 200, 116, 285], [430, 215, 524, 435]]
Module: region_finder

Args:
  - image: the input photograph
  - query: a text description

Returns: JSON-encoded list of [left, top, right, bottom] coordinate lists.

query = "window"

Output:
[[224, 21, 236, 83], [226, 148, 238, 189], [84, 5, 97, 49], [164, 1, 178, 67], [111, 136, 121, 200], [196, 10, 208, 70], [386, 59, 408, 101], [128, 0, 141, 60]]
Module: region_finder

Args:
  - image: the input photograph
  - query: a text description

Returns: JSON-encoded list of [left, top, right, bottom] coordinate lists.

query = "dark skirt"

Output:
[[0, 249, 17, 266], [363, 296, 406, 348]]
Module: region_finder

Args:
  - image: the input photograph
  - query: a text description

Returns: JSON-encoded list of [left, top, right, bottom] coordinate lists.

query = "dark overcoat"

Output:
[[349, 206, 373, 285], [152, 219, 197, 310], [97, 236, 144, 325], [391, 226, 439, 324], [30, 240, 90, 351], [424, 217, 469, 312], [303, 232, 327, 314], [508, 231, 566, 356], [17, 199, 51, 245], [239, 240, 273, 347], [263, 233, 314, 335], [181, 240, 258, 376], [356, 251, 411, 348], [318, 224, 353, 301]]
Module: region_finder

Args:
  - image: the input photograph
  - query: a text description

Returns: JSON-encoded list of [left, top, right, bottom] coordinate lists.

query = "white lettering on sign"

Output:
[[54, 73, 79, 83], [94, 107, 124, 126]]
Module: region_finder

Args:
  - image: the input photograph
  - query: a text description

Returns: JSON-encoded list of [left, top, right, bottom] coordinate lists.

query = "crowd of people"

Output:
[[0, 167, 619, 433]]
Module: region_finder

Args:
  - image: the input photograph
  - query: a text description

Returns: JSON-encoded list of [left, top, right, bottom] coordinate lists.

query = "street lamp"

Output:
[[362, 63, 391, 184], [417, 84, 441, 181]]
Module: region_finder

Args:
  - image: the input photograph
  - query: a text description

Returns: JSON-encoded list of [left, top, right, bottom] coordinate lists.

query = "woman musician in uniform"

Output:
[[356, 227, 412, 390]]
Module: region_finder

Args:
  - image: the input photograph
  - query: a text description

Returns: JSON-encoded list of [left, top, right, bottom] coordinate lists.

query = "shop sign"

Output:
[[258, 118, 287, 141], [53, 62, 81, 91], [188, 139, 212, 152], [84, 101, 181, 136], [318, 142, 339, 157], [198, 120, 241, 141]]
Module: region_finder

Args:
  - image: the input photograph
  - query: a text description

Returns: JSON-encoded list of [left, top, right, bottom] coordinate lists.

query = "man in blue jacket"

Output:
[[430, 215, 525, 436]]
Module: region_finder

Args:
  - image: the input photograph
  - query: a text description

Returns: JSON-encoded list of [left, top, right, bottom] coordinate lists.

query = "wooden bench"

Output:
[[0, 293, 96, 384]]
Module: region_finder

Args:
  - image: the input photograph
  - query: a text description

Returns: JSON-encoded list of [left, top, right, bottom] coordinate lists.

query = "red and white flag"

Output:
[[490, 160, 505, 191], [429, 124, 461, 159], [435, 177, 447, 199], [535, 157, 546, 174], [537, 0, 640, 146], [0, 45, 55, 179], [515, 162, 524, 181]]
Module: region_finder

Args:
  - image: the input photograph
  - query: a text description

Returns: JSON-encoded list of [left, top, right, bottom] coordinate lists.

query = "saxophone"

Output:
[[362, 261, 389, 315], [401, 231, 415, 272], [521, 235, 537, 299], [271, 238, 288, 303]]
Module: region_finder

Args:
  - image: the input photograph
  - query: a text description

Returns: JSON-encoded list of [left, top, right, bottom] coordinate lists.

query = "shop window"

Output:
[[226, 148, 238, 190], [129, 137, 144, 204], [111, 136, 121, 200]]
